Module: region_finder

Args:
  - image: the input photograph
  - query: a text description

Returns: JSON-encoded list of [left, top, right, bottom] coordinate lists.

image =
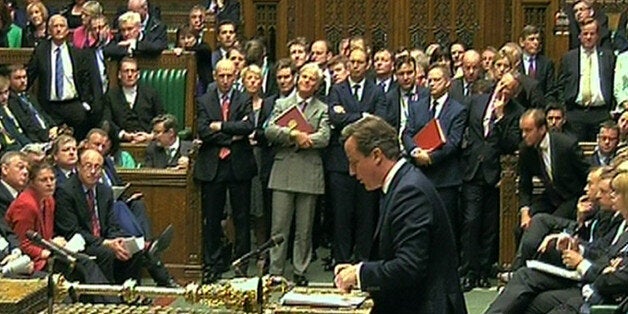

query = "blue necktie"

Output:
[[55, 47, 64, 99]]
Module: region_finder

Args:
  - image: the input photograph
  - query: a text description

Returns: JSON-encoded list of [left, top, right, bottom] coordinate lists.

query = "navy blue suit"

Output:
[[326, 79, 387, 263], [361, 161, 466, 314], [384, 84, 429, 133]]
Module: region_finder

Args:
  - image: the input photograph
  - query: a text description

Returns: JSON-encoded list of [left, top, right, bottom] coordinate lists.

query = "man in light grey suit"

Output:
[[265, 62, 331, 286]]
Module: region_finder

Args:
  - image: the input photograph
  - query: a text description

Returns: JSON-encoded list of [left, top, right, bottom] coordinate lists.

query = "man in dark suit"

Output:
[[50, 134, 77, 188], [54, 148, 141, 284], [518, 109, 589, 229], [326, 47, 387, 266], [310, 39, 333, 99], [459, 72, 525, 290], [26, 15, 93, 140], [193, 59, 256, 283], [103, 57, 164, 144], [402, 64, 467, 244], [103, 9, 166, 60], [372, 49, 397, 96], [499, 43, 546, 109], [557, 18, 615, 142], [82, 15, 112, 129], [588, 120, 619, 167], [0, 151, 28, 217], [211, 20, 237, 69], [449, 50, 483, 106], [384, 55, 429, 136], [0, 76, 30, 152], [206, 0, 240, 26], [335, 115, 466, 314], [518, 25, 557, 102], [567, 0, 612, 51], [144, 114, 193, 169], [7, 64, 57, 143], [545, 102, 577, 139], [287, 37, 310, 71]]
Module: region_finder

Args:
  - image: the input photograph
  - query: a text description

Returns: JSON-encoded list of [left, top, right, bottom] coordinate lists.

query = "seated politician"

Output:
[[103, 57, 165, 144], [144, 114, 193, 169], [103, 10, 166, 60]]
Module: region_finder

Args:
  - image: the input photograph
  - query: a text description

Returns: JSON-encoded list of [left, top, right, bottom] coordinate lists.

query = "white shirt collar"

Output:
[[382, 159, 406, 194], [167, 136, 181, 152], [0, 180, 19, 199], [539, 132, 550, 150], [296, 94, 312, 105]]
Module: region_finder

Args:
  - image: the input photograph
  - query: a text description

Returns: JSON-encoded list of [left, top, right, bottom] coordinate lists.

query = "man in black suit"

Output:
[[54, 148, 141, 284], [500, 43, 546, 109], [518, 25, 557, 102], [518, 109, 589, 229], [103, 10, 166, 60], [310, 39, 333, 99], [6, 64, 57, 143], [326, 47, 387, 266], [82, 15, 112, 129], [51, 134, 77, 188], [193, 59, 256, 283], [103, 57, 164, 144], [211, 20, 237, 70], [372, 49, 397, 96], [0, 151, 28, 217], [144, 114, 193, 169], [0, 76, 30, 152], [557, 18, 615, 142], [589, 120, 619, 167], [567, 0, 612, 51], [449, 50, 483, 106], [335, 116, 466, 314], [459, 72, 525, 290], [545, 102, 577, 139], [287, 37, 310, 71], [26, 15, 93, 140], [384, 55, 429, 136], [402, 64, 467, 244]]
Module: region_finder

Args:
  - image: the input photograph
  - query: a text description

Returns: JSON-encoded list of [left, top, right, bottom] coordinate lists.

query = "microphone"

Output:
[[232, 235, 284, 268], [26, 230, 76, 264]]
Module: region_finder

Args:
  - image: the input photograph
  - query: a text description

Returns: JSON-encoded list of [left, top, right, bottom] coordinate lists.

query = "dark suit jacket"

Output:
[[326, 79, 387, 172], [518, 132, 589, 216], [103, 15, 167, 60], [26, 40, 93, 113], [190, 42, 213, 95], [252, 95, 277, 183], [0, 106, 31, 147], [567, 6, 612, 51], [210, 0, 241, 25], [8, 91, 55, 142], [210, 49, 224, 71], [557, 47, 616, 109], [103, 84, 165, 134], [193, 86, 256, 182], [384, 84, 429, 132], [53, 166, 73, 189], [54, 175, 127, 248], [144, 139, 193, 168], [402, 95, 468, 188], [449, 78, 472, 106], [0, 181, 16, 217], [463, 94, 524, 186], [518, 54, 557, 102], [261, 61, 278, 99], [515, 75, 546, 109], [361, 162, 466, 314]]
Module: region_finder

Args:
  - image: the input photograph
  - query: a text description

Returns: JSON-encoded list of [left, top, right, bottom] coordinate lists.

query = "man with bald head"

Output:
[[104, 8, 166, 59], [449, 50, 483, 105], [194, 59, 256, 283], [27, 14, 93, 140]]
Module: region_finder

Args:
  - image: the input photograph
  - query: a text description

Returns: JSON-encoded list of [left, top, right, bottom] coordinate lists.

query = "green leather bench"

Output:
[[139, 68, 187, 128], [591, 305, 622, 313]]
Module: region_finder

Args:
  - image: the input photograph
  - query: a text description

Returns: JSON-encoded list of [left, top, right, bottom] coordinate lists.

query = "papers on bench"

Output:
[[280, 290, 367, 308], [64, 234, 86, 253], [0, 236, 8, 252], [526, 260, 582, 281], [112, 183, 131, 201], [123, 237, 145, 255]]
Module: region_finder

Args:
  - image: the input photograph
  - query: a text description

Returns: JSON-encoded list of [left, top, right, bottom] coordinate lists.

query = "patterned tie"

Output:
[[218, 94, 231, 159], [528, 57, 536, 79], [582, 52, 593, 106], [86, 189, 100, 237], [353, 84, 360, 101], [55, 47, 64, 100]]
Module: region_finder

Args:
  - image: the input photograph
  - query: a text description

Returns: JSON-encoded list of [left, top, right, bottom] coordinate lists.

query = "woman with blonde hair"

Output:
[[72, 0, 103, 48], [21, 1, 47, 47]]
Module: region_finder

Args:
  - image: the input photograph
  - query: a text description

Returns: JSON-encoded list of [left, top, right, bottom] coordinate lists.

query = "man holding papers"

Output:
[[402, 64, 467, 245], [335, 116, 466, 314], [265, 62, 330, 286]]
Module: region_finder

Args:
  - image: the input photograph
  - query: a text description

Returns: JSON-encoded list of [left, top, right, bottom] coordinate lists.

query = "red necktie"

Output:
[[219, 94, 231, 160], [87, 189, 100, 237]]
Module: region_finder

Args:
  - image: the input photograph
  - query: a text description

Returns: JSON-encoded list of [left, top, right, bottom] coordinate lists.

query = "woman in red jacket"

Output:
[[5, 161, 58, 271]]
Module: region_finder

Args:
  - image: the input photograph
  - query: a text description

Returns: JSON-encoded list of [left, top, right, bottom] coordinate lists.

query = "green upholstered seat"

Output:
[[590, 305, 621, 314], [139, 68, 187, 126]]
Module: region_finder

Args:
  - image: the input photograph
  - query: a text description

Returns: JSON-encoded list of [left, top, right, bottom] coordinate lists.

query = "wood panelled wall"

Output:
[[44, 0, 626, 65]]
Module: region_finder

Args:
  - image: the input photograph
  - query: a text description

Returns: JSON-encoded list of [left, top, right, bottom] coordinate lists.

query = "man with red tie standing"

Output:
[[194, 59, 256, 283]]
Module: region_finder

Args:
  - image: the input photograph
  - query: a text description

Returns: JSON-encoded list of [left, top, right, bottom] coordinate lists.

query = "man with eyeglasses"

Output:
[[590, 120, 620, 167], [103, 57, 165, 144]]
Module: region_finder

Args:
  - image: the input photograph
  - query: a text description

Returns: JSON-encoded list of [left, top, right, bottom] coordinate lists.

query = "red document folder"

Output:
[[413, 119, 446, 151], [274, 105, 314, 133]]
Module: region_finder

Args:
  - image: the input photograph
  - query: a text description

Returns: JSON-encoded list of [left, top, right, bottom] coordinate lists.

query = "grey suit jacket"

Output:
[[265, 94, 330, 195]]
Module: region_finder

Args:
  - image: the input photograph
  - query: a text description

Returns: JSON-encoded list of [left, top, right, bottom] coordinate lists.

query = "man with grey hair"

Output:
[[265, 62, 330, 286], [334, 115, 465, 314], [103, 5, 166, 60]]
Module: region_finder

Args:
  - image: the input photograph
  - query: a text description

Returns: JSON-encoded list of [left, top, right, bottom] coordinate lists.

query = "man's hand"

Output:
[[291, 130, 312, 148], [576, 195, 593, 224], [210, 121, 223, 132], [40, 249, 51, 259], [538, 233, 563, 253], [48, 126, 59, 140], [412, 149, 431, 166], [0, 252, 20, 265], [334, 264, 357, 293], [103, 238, 131, 261], [51, 236, 67, 248], [520, 207, 532, 230], [332, 105, 346, 114], [132, 132, 152, 143], [562, 249, 584, 269]]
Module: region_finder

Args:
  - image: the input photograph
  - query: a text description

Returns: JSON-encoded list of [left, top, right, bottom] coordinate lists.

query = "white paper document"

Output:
[[64, 233, 86, 253], [526, 260, 582, 281], [280, 290, 367, 308], [123, 237, 145, 255]]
